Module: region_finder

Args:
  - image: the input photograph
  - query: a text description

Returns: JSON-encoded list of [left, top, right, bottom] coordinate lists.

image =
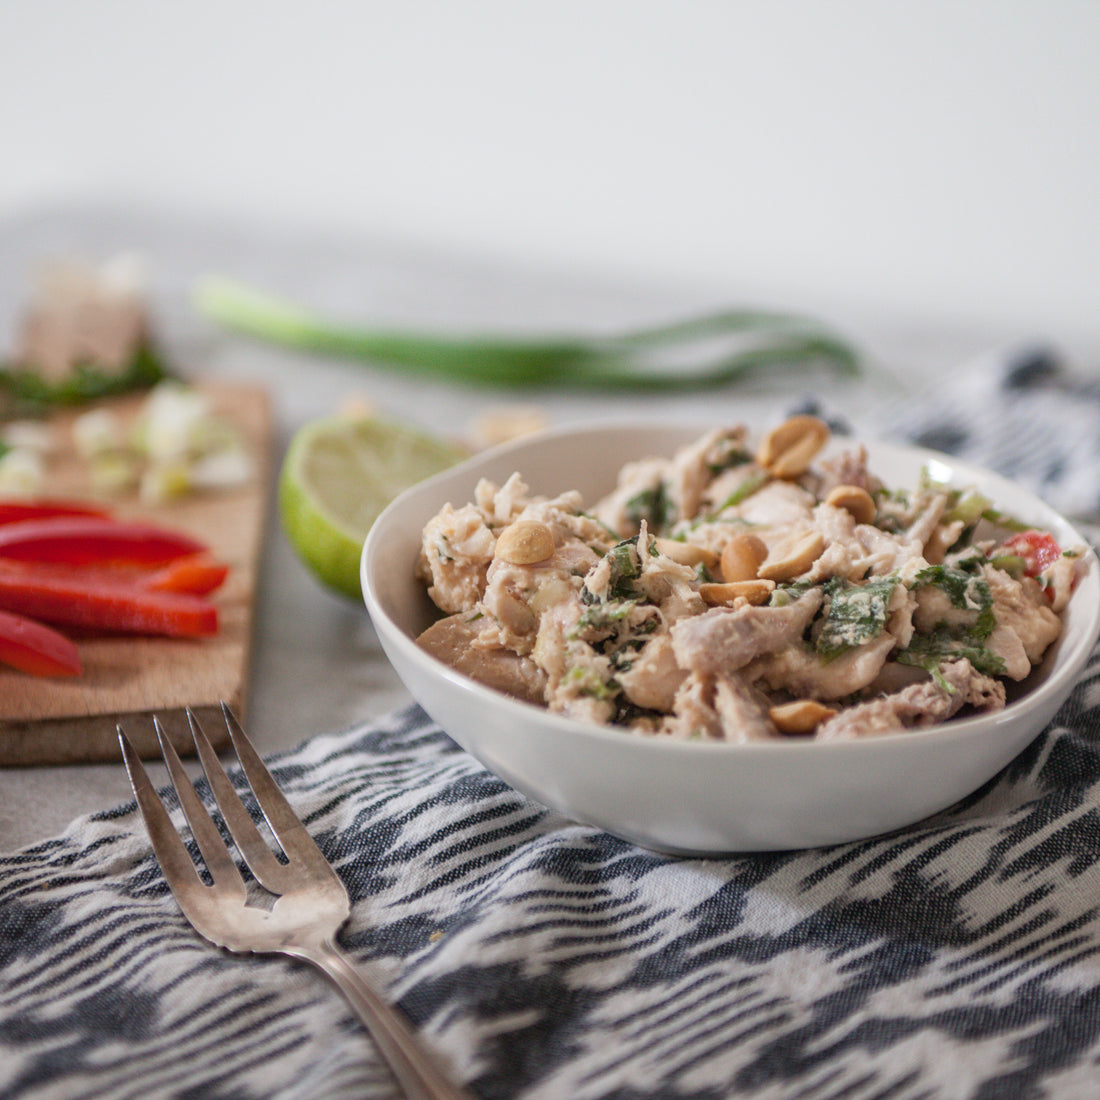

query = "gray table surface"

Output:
[[0, 202, 1073, 851]]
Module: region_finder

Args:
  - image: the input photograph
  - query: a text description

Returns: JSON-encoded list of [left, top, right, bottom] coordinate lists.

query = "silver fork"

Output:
[[118, 703, 474, 1100]]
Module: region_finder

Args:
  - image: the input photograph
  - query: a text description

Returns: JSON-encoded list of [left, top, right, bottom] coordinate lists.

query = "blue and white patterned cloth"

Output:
[[2, 347, 1100, 1100], [875, 346, 1100, 522]]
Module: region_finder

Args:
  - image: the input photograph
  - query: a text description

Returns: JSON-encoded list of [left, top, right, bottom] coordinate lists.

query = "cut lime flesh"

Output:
[[279, 416, 466, 599]]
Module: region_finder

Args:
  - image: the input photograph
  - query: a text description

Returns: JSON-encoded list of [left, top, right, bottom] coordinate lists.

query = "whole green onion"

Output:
[[194, 275, 860, 392]]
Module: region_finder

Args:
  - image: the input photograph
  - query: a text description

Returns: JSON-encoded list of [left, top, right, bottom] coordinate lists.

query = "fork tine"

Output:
[[151, 718, 248, 900], [185, 708, 295, 894], [118, 727, 228, 899], [216, 702, 337, 871]]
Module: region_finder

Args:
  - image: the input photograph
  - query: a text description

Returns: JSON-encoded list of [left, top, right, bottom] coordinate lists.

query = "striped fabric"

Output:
[[872, 346, 1100, 521], [2, 348, 1100, 1099]]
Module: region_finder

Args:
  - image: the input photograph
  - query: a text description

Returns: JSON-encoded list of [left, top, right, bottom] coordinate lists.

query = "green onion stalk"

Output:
[[194, 275, 862, 392]]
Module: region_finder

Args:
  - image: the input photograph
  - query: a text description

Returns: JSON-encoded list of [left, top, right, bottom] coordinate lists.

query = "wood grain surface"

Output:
[[0, 381, 272, 763]]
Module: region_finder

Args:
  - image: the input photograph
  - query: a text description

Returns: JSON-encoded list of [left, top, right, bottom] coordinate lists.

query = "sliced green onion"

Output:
[[990, 553, 1028, 578], [711, 470, 770, 514], [944, 489, 993, 526]]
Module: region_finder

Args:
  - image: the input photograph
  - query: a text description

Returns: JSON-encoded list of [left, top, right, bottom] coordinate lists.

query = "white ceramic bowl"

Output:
[[362, 422, 1100, 854]]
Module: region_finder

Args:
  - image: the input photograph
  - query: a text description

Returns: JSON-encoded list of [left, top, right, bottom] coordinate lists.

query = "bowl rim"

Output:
[[362, 417, 1100, 757]]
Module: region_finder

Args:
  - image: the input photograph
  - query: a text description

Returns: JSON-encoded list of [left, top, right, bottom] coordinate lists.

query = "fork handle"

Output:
[[288, 937, 476, 1100]]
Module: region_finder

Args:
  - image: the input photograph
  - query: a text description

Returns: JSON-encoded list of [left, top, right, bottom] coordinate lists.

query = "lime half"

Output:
[[279, 415, 467, 598]]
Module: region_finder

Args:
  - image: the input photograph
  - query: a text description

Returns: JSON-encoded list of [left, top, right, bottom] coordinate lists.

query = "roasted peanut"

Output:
[[756, 415, 829, 479], [654, 537, 720, 570], [699, 579, 775, 606], [719, 532, 768, 582], [769, 699, 838, 735], [758, 530, 825, 581], [825, 484, 876, 525], [494, 520, 555, 565], [470, 404, 548, 448]]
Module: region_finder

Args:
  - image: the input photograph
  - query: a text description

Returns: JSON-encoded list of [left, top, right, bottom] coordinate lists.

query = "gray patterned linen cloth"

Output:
[[3, 350, 1100, 1100]]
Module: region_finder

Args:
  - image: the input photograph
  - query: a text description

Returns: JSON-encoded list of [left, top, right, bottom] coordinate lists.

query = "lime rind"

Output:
[[279, 416, 466, 599]]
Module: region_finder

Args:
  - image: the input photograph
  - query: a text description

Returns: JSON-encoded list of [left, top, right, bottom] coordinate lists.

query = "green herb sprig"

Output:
[[0, 340, 169, 415]]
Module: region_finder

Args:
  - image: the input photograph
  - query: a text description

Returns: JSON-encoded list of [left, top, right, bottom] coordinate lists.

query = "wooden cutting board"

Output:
[[0, 381, 272, 764]]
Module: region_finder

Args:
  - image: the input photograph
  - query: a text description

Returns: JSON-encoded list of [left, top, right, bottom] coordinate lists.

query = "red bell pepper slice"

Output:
[[0, 499, 112, 525], [0, 516, 207, 567], [999, 530, 1063, 578], [0, 564, 217, 638], [140, 554, 230, 595], [0, 608, 82, 676]]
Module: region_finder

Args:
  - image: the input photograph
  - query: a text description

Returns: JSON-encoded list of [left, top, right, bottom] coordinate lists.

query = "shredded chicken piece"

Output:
[[814, 445, 880, 497], [670, 589, 824, 675], [658, 671, 776, 741], [748, 632, 897, 702], [816, 659, 1005, 741], [1045, 548, 1088, 614], [595, 427, 750, 535], [418, 614, 548, 704], [617, 633, 686, 713], [417, 503, 496, 614], [981, 563, 1063, 679]]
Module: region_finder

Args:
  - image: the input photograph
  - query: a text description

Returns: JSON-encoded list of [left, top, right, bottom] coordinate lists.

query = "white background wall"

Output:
[[1, 2, 1097, 349]]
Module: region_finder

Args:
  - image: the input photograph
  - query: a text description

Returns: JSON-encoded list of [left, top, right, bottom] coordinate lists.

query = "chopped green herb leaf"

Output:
[[625, 482, 674, 532], [607, 538, 643, 599], [0, 340, 169, 414], [816, 575, 898, 658], [575, 599, 638, 632], [769, 580, 816, 608], [912, 564, 995, 639], [898, 563, 1004, 687], [898, 632, 1006, 686], [706, 444, 752, 476]]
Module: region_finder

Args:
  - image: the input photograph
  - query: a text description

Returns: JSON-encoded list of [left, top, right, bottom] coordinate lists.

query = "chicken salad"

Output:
[[415, 417, 1087, 742]]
